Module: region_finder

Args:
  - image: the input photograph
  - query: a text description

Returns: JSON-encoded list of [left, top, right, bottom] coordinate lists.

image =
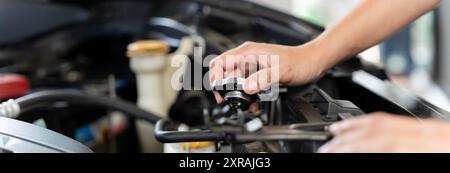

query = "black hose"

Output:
[[15, 90, 161, 124], [155, 119, 224, 143]]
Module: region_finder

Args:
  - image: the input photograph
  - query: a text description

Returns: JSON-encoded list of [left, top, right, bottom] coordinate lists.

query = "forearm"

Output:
[[309, 0, 441, 69]]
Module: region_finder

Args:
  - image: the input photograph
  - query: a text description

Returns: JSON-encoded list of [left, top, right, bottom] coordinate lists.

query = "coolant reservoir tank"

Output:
[[127, 40, 170, 115], [127, 40, 170, 153]]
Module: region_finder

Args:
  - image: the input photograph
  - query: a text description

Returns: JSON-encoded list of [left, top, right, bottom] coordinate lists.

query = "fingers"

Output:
[[318, 128, 374, 153], [328, 116, 371, 135], [329, 112, 420, 136], [209, 42, 258, 103], [209, 47, 248, 87], [318, 138, 387, 153], [212, 91, 224, 104], [209, 57, 225, 85], [209, 54, 240, 103], [319, 112, 423, 153], [329, 112, 387, 135], [249, 103, 259, 113], [209, 44, 260, 83], [209, 41, 277, 108], [243, 66, 280, 94]]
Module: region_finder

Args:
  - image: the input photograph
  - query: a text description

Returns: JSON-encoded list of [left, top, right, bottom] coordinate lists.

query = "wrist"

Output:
[[296, 40, 336, 76], [306, 30, 358, 70]]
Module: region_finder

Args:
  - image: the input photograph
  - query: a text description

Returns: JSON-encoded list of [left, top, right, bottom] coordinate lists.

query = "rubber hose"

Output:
[[15, 90, 161, 124]]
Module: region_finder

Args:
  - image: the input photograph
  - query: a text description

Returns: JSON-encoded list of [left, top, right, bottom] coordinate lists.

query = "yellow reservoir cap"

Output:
[[127, 40, 170, 57]]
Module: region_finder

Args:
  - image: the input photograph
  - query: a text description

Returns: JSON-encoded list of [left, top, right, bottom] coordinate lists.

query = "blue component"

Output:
[[116, 79, 128, 89], [74, 126, 95, 144]]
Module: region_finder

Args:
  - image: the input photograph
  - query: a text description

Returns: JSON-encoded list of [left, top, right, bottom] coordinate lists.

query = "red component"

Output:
[[0, 74, 30, 99]]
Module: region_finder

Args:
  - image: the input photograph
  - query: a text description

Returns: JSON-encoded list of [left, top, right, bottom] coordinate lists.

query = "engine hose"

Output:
[[10, 90, 160, 124]]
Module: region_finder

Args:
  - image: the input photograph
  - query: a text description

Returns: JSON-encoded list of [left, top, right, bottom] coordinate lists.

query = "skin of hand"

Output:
[[318, 112, 450, 153], [209, 41, 330, 112]]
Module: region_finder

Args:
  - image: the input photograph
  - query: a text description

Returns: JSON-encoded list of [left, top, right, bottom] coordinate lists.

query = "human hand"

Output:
[[209, 41, 328, 111], [319, 112, 450, 153]]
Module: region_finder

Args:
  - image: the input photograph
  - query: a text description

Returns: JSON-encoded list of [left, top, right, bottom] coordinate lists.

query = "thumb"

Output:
[[243, 67, 280, 94]]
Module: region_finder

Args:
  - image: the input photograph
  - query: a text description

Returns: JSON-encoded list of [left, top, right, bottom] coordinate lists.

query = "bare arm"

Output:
[[209, 0, 441, 104], [313, 0, 442, 69]]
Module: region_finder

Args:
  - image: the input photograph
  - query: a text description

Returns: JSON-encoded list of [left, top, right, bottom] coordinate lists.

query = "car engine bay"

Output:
[[0, 0, 447, 153]]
